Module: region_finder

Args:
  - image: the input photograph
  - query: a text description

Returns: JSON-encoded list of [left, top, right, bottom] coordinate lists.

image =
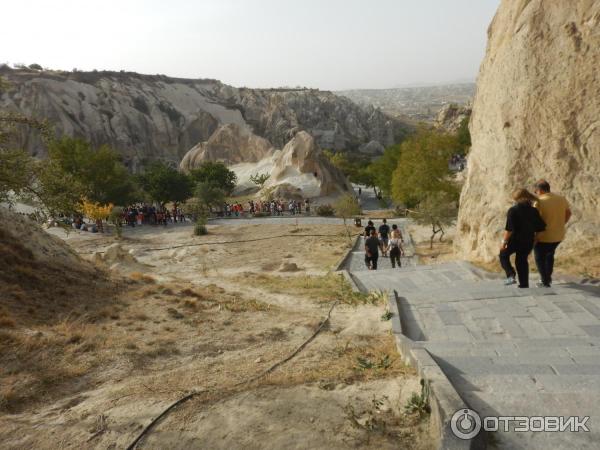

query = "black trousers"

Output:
[[390, 247, 401, 268], [365, 254, 378, 270], [499, 239, 534, 287], [534, 241, 560, 286]]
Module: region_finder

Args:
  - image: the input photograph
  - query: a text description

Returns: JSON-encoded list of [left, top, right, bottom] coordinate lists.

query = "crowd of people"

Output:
[[499, 179, 571, 289], [121, 205, 186, 227], [449, 154, 467, 171], [218, 199, 311, 217], [363, 218, 405, 270]]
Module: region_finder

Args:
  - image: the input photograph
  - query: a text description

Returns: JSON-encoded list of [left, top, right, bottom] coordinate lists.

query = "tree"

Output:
[[369, 143, 402, 196], [456, 116, 471, 154], [48, 137, 135, 205], [187, 181, 226, 221], [323, 150, 373, 187], [334, 194, 362, 245], [391, 128, 460, 209], [189, 161, 237, 194], [0, 114, 83, 215], [80, 199, 113, 232], [136, 162, 193, 207], [249, 172, 270, 189], [410, 191, 458, 249]]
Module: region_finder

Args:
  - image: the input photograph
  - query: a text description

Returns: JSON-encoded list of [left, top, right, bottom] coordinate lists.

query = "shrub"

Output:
[[316, 204, 335, 217], [194, 223, 208, 235], [194, 222, 208, 236]]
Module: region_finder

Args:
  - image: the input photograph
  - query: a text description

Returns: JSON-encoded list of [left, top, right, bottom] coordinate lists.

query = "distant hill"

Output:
[[0, 66, 413, 170], [337, 82, 475, 122]]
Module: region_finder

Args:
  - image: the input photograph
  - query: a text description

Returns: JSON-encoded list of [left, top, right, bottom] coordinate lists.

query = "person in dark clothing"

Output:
[[365, 229, 382, 270], [378, 219, 391, 257], [499, 189, 546, 288], [364, 220, 376, 238]]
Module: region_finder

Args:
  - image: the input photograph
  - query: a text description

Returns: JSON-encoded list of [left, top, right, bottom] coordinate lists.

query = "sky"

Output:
[[1, 0, 500, 90]]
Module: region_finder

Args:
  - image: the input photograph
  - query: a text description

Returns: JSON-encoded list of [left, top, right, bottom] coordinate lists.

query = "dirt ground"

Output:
[[0, 221, 433, 449], [408, 223, 458, 266]]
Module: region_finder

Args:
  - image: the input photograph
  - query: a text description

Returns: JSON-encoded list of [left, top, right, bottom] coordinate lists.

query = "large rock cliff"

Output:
[[0, 67, 410, 170], [456, 0, 600, 261]]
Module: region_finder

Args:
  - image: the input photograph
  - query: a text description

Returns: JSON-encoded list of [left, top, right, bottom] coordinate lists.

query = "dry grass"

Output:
[[129, 272, 157, 283], [0, 308, 16, 328], [0, 320, 104, 412], [554, 246, 600, 279], [263, 335, 413, 388], [238, 272, 346, 302], [413, 239, 456, 265]]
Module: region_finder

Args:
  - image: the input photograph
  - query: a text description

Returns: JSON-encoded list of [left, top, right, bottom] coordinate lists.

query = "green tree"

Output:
[[48, 137, 135, 205], [334, 193, 362, 245], [189, 161, 237, 194], [391, 128, 460, 208], [186, 181, 226, 222], [0, 114, 83, 215], [369, 143, 402, 196], [322, 150, 373, 187], [410, 191, 458, 248], [137, 161, 193, 207], [456, 116, 471, 154], [249, 172, 270, 189]]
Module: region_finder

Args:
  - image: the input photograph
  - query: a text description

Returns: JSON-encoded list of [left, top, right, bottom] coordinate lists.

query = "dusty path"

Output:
[[1, 220, 433, 449]]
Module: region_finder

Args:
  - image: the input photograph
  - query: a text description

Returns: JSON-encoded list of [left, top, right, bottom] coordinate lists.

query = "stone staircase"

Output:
[[348, 258, 600, 449]]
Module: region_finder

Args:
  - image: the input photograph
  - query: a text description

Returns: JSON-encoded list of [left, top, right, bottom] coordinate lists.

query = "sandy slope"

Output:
[[0, 220, 432, 449]]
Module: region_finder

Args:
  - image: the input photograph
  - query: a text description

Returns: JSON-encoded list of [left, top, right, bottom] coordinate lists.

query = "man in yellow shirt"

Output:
[[533, 180, 572, 287]]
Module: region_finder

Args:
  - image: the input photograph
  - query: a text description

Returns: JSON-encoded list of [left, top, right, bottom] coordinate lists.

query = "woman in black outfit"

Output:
[[499, 189, 546, 288]]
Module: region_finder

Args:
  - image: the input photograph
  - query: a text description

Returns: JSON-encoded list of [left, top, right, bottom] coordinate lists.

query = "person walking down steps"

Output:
[[365, 229, 382, 270], [378, 218, 390, 257], [387, 229, 404, 268], [533, 179, 571, 288], [499, 188, 546, 288]]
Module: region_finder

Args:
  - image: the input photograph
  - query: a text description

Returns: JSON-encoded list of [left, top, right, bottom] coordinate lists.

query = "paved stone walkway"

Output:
[[348, 238, 600, 449], [345, 221, 417, 271]]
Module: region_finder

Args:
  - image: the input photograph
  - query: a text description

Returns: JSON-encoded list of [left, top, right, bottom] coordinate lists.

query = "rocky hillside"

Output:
[[434, 103, 471, 134], [0, 66, 411, 170], [456, 0, 600, 261]]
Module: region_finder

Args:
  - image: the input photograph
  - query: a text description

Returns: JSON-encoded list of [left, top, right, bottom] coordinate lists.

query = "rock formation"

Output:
[[0, 66, 411, 169], [180, 128, 351, 199], [266, 131, 352, 198], [435, 103, 471, 134], [455, 0, 600, 261], [179, 123, 274, 169]]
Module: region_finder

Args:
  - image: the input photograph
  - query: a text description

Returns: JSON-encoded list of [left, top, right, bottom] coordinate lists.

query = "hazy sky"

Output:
[[2, 0, 500, 90]]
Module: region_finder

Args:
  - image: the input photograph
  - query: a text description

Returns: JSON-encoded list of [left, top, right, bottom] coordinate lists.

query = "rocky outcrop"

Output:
[[455, 0, 600, 261], [0, 66, 410, 169], [435, 103, 471, 134], [180, 128, 351, 199], [179, 123, 274, 170], [266, 131, 352, 198]]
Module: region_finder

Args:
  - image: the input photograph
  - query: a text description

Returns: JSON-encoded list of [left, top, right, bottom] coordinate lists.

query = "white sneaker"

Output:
[[504, 276, 516, 286]]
